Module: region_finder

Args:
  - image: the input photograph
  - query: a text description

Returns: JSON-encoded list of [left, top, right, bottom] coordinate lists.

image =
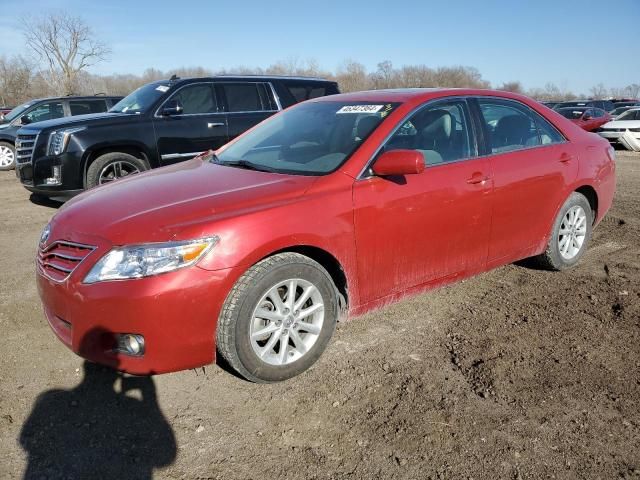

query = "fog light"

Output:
[[116, 334, 145, 356], [44, 165, 62, 185]]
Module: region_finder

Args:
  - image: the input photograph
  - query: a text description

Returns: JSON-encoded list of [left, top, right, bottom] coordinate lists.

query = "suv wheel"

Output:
[[217, 252, 339, 383], [0, 142, 16, 171], [535, 192, 593, 270], [86, 152, 148, 188]]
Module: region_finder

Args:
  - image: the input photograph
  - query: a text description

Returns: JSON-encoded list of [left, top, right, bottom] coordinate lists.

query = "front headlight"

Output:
[[83, 236, 219, 283], [47, 127, 86, 156]]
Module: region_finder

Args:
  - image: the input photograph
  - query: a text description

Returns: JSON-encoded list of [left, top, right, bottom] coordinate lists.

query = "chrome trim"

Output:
[[37, 240, 97, 283], [161, 151, 204, 160], [267, 82, 283, 111], [15, 133, 39, 164]]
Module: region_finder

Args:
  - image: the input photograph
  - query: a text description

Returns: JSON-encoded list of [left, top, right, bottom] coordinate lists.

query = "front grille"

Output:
[[604, 128, 626, 133], [16, 134, 38, 164], [37, 240, 96, 282]]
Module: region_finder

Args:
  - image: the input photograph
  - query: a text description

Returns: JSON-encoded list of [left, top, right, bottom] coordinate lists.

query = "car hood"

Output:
[[50, 158, 318, 245], [601, 120, 640, 129], [18, 112, 134, 132]]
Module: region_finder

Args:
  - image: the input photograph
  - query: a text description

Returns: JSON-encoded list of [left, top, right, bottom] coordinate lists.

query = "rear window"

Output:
[[557, 108, 587, 119]]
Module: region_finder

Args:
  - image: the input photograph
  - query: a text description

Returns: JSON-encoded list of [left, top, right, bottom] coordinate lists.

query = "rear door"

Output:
[[474, 97, 577, 266], [216, 82, 279, 142], [353, 97, 492, 303], [153, 82, 228, 165]]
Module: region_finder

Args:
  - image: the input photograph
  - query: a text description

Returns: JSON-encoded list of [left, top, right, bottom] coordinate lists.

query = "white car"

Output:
[[598, 107, 640, 152]]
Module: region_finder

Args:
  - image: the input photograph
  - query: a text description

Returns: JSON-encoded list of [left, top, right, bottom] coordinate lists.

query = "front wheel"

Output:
[[535, 192, 593, 270], [216, 253, 339, 382], [0, 141, 16, 171], [86, 152, 148, 189]]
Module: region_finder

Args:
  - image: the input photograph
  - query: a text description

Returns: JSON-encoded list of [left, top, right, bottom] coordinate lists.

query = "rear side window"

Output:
[[479, 99, 542, 153], [285, 84, 334, 103], [220, 83, 270, 112], [69, 100, 108, 115], [172, 84, 217, 114]]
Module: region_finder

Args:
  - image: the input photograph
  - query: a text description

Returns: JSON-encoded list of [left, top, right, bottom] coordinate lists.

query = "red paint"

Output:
[[38, 89, 616, 374], [570, 110, 613, 132]]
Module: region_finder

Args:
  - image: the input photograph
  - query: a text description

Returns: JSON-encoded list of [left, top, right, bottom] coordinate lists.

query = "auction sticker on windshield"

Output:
[[337, 105, 385, 114]]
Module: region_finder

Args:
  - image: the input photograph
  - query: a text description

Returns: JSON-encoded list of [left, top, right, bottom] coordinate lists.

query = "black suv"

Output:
[[0, 95, 122, 171], [15, 76, 339, 198]]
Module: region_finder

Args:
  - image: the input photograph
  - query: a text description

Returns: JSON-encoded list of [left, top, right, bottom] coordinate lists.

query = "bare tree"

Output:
[[335, 60, 368, 92], [22, 12, 110, 95], [498, 81, 524, 94], [0, 55, 36, 106], [589, 83, 608, 100]]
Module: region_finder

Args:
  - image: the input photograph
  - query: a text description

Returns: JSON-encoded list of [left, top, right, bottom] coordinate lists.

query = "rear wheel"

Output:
[[535, 192, 593, 270], [86, 152, 148, 189], [216, 252, 339, 382], [0, 141, 15, 171]]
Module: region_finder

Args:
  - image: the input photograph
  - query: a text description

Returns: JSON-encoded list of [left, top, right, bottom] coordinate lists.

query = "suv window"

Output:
[[23, 102, 64, 124], [69, 99, 108, 115], [172, 84, 217, 114], [385, 99, 475, 165], [479, 99, 544, 153], [221, 83, 269, 112]]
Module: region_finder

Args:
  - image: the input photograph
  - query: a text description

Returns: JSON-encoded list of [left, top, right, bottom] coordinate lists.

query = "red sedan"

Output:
[[37, 89, 616, 382], [555, 106, 612, 131]]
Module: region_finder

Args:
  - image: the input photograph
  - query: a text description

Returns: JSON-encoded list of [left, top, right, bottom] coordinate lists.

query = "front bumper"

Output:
[[16, 151, 85, 198], [37, 249, 240, 375]]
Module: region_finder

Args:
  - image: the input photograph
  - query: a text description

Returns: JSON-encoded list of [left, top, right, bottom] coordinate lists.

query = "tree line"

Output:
[[1, 12, 638, 107]]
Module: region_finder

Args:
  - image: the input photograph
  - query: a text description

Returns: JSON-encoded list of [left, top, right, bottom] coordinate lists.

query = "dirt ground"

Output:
[[0, 151, 638, 480]]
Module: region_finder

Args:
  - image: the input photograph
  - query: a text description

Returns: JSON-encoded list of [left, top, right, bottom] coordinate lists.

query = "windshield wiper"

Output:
[[215, 159, 276, 173]]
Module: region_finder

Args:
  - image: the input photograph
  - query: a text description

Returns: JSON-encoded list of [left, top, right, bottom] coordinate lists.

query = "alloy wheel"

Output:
[[249, 278, 324, 366], [0, 145, 14, 167], [558, 205, 587, 259], [98, 160, 141, 184]]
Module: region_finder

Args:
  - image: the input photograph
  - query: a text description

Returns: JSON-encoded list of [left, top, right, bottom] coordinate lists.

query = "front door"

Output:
[[216, 82, 278, 142], [153, 83, 228, 166], [353, 98, 492, 304]]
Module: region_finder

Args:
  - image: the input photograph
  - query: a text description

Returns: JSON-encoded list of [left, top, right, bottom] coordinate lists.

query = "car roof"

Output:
[[308, 88, 542, 105], [27, 95, 122, 103], [169, 75, 336, 84]]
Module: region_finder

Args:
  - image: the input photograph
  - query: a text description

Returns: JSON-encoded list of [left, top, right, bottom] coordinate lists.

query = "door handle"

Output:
[[559, 153, 573, 163], [208, 122, 225, 128], [466, 172, 490, 185]]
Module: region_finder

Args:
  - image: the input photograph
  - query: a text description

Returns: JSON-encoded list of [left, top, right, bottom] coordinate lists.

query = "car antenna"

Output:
[[170, 74, 180, 81]]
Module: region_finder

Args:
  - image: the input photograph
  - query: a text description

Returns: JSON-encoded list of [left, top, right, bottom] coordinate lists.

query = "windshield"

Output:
[[3, 101, 34, 122], [109, 82, 170, 114], [557, 108, 587, 119], [611, 107, 630, 117], [215, 101, 400, 175]]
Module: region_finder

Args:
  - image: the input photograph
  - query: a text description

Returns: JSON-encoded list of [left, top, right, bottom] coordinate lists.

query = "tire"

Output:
[[0, 141, 16, 171], [535, 192, 593, 271], [86, 152, 148, 189], [217, 252, 339, 383]]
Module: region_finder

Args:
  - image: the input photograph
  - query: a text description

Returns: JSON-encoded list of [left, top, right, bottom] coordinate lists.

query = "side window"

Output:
[[385, 99, 475, 165], [23, 102, 64, 123], [221, 83, 265, 112], [172, 84, 217, 114], [592, 108, 604, 118], [69, 100, 108, 115], [532, 112, 565, 145], [478, 99, 540, 153]]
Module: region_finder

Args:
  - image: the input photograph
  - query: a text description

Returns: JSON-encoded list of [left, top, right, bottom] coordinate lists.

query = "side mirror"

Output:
[[161, 100, 183, 116], [372, 149, 425, 176], [20, 115, 32, 125]]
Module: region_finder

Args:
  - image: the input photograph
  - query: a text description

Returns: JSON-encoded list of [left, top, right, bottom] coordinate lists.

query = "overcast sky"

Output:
[[1, 0, 638, 94]]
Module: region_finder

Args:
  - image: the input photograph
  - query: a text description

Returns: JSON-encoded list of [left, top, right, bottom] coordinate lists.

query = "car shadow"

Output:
[[28, 193, 63, 209], [19, 329, 177, 479]]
